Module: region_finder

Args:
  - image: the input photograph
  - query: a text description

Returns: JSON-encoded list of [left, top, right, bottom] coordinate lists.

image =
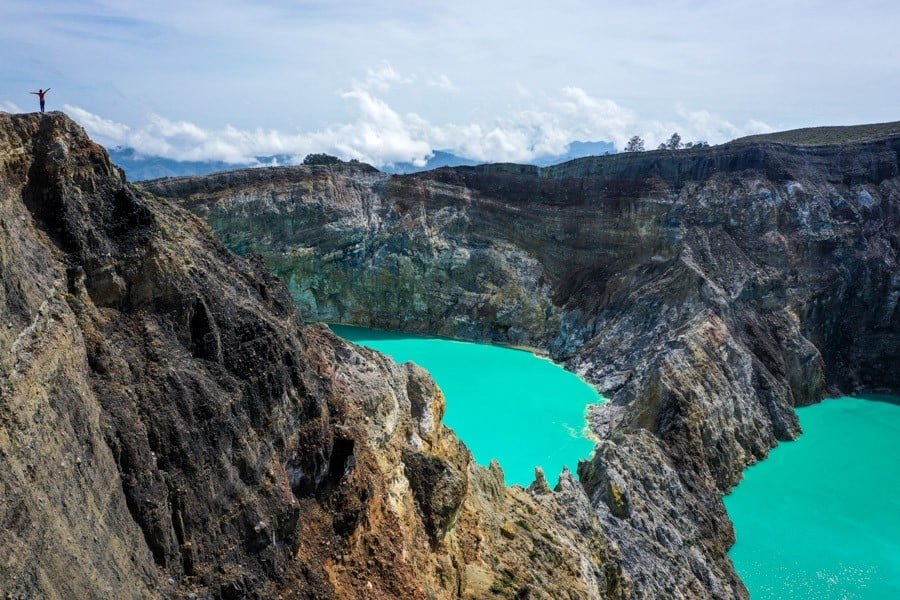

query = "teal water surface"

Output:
[[725, 395, 900, 599], [330, 325, 602, 487]]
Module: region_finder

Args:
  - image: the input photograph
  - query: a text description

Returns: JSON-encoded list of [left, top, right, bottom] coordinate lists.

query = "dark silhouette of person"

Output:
[[30, 88, 50, 113]]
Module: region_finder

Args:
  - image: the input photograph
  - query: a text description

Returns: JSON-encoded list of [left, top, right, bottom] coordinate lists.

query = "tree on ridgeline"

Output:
[[302, 153, 341, 165], [656, 135, 709, 151], [624, 136, 645, 152], [666, 132, 682, 150]]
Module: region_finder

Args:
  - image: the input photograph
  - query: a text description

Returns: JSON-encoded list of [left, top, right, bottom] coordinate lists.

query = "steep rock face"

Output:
[[147, 133, 900, 598], [0, 113, 629, 599], [144, 165, 562, 348]]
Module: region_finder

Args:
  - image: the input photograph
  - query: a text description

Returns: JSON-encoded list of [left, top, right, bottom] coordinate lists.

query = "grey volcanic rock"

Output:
[[0, 113, 628, 599], [146, 130, 900, 598]]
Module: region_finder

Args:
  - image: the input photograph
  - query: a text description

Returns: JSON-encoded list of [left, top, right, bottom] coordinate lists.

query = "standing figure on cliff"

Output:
[[30, 88, 50, 113]]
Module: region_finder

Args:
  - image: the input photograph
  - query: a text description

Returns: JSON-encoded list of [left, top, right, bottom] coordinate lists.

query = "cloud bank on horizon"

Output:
[[1, 1, 897, 166], [56, 69, 775, 167]]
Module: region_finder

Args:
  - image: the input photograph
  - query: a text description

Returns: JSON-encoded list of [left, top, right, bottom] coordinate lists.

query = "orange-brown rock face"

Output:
[[0, 113, 628, 599]]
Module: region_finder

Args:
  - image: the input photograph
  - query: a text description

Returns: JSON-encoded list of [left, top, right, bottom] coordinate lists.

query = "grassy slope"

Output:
[[732, 121, 900, 146]]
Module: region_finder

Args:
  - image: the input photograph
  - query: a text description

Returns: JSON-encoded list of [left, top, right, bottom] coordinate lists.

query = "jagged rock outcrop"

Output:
[[0, 112, 629, 599], [146, 126, 900, 598]]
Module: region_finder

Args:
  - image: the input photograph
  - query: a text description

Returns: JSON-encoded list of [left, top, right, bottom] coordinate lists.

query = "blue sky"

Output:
[[1, 1, 898, 166]]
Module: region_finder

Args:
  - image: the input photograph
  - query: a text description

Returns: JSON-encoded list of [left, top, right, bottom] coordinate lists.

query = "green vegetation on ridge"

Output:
[[732, 121, 900, 146]]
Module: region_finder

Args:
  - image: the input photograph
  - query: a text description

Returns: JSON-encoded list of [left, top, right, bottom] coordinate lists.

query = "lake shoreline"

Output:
[[725, 394, 900, 599], [329, 322, 605, 487]]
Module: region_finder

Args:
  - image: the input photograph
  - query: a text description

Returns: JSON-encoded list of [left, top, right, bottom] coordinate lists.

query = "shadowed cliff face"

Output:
[[146, 133, 900, 598], [0, 113, 630, 600]]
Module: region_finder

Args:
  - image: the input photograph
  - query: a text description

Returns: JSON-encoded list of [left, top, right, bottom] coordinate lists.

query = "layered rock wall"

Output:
[[147, 133, 900, 597]]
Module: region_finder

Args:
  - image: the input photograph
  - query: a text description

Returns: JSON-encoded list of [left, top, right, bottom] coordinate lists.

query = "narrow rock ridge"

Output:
[[0, 112, 629, 599], [146, 129, 900, 598]]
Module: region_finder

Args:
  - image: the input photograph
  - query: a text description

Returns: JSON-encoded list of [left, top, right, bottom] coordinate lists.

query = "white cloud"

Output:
[[426, 74, 459, 92], [358, 60, 413, 92], [627, 107, 775, 150], [404, 87, 633, 162], [329, 88, 432, 166], [745, 119, 777, 136], [146, 115, 209, 141], [64, 104, 132, 140], [1, 100, 23, 113], [669, 106, 774, 145], [63, 66, 773, 168]]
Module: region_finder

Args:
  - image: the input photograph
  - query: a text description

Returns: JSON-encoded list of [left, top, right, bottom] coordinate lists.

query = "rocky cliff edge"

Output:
[[0, 112, 630, 599]]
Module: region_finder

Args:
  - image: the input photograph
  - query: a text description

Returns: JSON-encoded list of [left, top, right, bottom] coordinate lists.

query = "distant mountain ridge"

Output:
[[107, 147, 294, 181], [382, 140, 617, 174], [108, 140, 617, 180], [379, 150, 481, 174]]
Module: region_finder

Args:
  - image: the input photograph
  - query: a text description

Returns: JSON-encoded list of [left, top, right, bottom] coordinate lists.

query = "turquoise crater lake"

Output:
[[726, 395, 900, 599], [330, 325, 602, 487]]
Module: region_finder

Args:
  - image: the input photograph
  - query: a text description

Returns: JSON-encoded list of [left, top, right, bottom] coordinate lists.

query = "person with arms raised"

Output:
[[30, 88, 50, 113]]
